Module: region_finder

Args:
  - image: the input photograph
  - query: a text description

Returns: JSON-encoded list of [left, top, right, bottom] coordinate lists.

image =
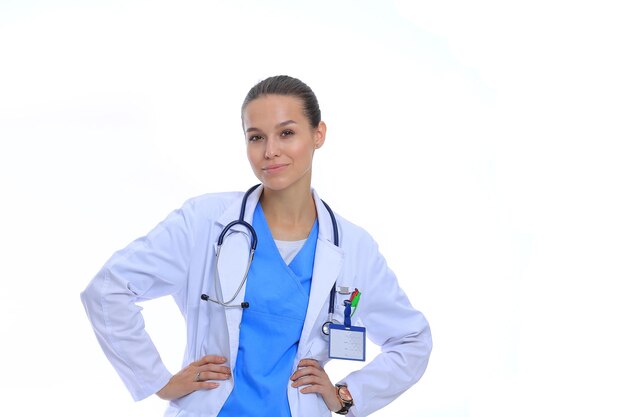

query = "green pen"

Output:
[[350, 290, 361, 317], [351, 292, 361, 308]]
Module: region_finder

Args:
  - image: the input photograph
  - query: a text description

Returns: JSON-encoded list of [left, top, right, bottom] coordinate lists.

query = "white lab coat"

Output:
[[81, 186, 432, 417]]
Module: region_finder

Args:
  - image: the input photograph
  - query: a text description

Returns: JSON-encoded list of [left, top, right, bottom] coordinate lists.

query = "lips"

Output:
[[263, 163, 289, 173]]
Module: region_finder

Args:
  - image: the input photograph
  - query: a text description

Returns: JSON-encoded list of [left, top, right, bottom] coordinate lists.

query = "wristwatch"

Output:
[[334, 383, 354, 415]]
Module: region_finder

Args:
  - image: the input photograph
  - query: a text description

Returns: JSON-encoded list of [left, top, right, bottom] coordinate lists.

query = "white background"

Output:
[[1, 1, 625, 416]]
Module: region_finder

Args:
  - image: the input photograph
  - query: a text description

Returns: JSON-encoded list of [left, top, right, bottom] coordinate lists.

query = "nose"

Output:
[[264, 136, 280, 159]]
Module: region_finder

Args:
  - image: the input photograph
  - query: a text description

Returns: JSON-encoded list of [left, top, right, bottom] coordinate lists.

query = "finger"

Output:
[[196, 371, 231, 381], [195, 368, 232, 382], [293, 378, 332, 394], [190, 355, 227, 367], [291, 375, 323, 388], [196, 381, 220, 390], [298, 384, 325, 394], [198, 364, 232, 376], [290, 366, 323, 381], [199, 355, 227, 365], [297, 358, 321, 368]]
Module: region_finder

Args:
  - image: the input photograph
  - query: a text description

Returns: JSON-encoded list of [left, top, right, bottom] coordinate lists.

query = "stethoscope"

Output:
[[201, 184, 341, 336]]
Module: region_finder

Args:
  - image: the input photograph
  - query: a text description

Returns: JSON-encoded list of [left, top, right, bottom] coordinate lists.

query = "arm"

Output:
[[80, 203, 196, 401], [340, 235, 432, 416]]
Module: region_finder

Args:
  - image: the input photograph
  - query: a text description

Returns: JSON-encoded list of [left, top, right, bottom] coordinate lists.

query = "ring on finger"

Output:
[[194, 372, 201, 382]]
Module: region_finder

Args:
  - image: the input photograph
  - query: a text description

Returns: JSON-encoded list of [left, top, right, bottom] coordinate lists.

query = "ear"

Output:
[[314, 121, 327, 149]]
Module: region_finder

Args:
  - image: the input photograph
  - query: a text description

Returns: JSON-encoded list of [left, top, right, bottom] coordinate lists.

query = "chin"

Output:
[[260, 176, 306, 193], [258, 170, 311, 193], [260, 179, 290, 191]]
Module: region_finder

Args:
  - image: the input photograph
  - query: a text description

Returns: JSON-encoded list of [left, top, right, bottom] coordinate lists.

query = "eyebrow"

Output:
[[245, 119, 297, 133]]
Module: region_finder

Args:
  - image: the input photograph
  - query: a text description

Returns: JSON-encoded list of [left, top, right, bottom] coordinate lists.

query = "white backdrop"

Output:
[[1, 1, 625, 416]]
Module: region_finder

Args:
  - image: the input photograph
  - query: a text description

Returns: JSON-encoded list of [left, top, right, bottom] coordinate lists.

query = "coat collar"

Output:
[[216, 184, 344, 357], [215, 184, 339, 248], [216, 184, 263, 230]]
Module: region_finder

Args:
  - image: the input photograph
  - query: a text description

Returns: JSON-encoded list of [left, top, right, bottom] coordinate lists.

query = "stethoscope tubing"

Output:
[[202, 184, 341, 331], [320, 199, 339, 335], [216, 184, 260, 249]]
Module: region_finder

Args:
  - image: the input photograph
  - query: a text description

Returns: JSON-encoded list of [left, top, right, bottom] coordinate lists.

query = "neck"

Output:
[[260, 185, 317, 241]]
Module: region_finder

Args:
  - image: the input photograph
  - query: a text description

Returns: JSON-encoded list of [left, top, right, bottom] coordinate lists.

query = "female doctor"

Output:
[[80, 75, 432, 416]]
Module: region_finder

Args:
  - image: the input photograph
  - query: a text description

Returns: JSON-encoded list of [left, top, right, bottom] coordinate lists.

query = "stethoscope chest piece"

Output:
[[322, 319, 341, 336]]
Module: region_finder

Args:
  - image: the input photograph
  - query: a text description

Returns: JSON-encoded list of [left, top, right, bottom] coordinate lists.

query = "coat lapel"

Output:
[[214, 185, 263, 306], [212, 186, 343, 363], [213, 185, 263, 365], [298, 190, 344, 355]]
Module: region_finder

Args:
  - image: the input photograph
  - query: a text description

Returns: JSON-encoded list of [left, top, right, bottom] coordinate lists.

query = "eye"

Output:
[[248, 135, 264, 142], [281, 129, 294, 137]]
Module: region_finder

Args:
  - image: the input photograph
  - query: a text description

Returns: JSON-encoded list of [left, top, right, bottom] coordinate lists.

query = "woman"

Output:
[[81, 75, 432, 416]]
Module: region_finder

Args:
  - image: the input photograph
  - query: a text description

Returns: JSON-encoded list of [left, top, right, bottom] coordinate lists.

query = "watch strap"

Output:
[[334, 384, 353, 415]]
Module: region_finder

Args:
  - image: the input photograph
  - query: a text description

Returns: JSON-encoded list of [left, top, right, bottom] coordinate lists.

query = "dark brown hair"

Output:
[[241, 75, 321, 128]]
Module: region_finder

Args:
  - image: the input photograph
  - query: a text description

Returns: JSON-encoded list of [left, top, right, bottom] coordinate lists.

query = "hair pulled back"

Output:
[[241, 75, 321, 128]]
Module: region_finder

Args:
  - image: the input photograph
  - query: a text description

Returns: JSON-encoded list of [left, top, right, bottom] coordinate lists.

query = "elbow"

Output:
[[80, 277, 102, 325], [411, 322, 433, 381], [80, 267, 111, 319], [382, 321, 433, 383]]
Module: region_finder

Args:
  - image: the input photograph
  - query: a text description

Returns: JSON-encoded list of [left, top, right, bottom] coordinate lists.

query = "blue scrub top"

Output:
[[218, 204, 318, 417]]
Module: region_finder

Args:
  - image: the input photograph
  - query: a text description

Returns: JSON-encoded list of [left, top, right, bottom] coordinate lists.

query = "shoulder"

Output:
[[182, 191, 243, 207], [314, 188, 377, 249], [334, 211, 379, 252], [313, 188, 378, 251], [178, 191, 244, 219]]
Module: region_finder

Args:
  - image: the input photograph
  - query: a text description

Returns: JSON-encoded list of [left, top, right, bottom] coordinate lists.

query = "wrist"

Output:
[[334, 383, 354, 415]]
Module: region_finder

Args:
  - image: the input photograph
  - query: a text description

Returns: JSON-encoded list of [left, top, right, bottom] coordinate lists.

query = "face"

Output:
[[243, 94, 326, 193]]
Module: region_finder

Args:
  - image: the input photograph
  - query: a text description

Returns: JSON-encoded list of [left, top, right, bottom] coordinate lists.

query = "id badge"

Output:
[[328, 323, 366, 361]]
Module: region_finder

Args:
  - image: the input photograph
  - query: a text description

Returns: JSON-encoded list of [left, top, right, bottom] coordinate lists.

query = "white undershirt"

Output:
[[275, 239, 307, 264]]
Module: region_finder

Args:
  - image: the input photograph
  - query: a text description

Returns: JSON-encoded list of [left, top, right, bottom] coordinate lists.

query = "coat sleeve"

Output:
[[340, 233, 432, 416], [80, 201, 197, 401]]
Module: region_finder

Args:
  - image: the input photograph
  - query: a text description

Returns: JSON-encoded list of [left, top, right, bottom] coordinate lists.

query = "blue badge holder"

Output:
[[328, 323, 366, 361]]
